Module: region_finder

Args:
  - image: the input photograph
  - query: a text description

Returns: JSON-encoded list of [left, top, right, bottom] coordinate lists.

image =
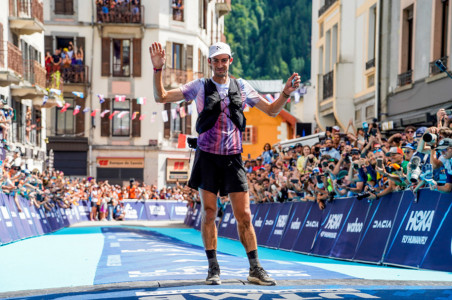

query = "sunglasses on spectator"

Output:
[[407, 130, 415, 133], [373, 149, 383, 153], [4, 167, 10, 170]]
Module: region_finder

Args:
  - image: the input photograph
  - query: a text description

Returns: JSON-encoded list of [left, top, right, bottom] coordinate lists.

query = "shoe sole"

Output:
[[205, 279, 221, 285], [247, 276, 276, 286]]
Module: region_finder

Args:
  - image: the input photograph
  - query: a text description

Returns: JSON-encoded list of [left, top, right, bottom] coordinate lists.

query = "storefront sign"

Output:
[[166, 158, 189, 182], [97, 157, 144, 168]]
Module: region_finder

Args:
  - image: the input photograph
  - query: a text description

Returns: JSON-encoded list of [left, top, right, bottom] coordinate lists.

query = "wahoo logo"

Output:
[[306, 220, 319, 228], [290, 218, 301, 230], [255, 217, 263, 227], [405, 210, 435, 232], [265, 219, 274, 226], [276, 215, 288, 228], [373, 220, 392, 229], [149, 205, 166, 216], [325, 214, 343, 230], [346, 218, 363, 233]]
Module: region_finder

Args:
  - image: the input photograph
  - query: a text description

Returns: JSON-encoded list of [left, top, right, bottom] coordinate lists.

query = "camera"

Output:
[[187, 137, 198, 149], [408, 156, 422, 183], [308, 157, 314, 163], [445, 109, 452, 115], [422, 133, 437, 145], [357, 186, 376, 201], [353, 162, 360, 170]]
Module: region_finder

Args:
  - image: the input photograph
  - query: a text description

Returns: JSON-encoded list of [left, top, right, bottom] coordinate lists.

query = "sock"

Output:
[[205, 249, 218, 267], [247, 250, 262, 269]]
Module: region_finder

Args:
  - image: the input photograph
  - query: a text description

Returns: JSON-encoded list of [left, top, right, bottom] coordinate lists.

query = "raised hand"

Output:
[[149, 42, 166, 69]]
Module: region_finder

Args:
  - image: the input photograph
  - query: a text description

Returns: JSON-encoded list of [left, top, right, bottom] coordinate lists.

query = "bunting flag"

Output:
[[188, 104, 193, 115], [274, 92, 280, 99], [83, 107, 90, 113], [97, 94, 105, 104], [139, 113, 146, 121], [60, 103, 71, 113], [56, 100, 63, 107], [91, 109, 100, 117], [100, 109, 110, 118], [294, 92, 300, 103], [132, 111, 139, 120], [177, 133, 186, 149], [161, 110, 168, 122], [151, 112, 157, 123], [73, 105, 81, 115], [42, 95, 48, 105], [72, 91, 84, 98], [179, 106, 186, 118], [109, 111, 120, 119], [171, 108, 177, 120], [265, 94, 275, 103], [50, 88, 61, 95], [115, 95, 126, 102], [117, 111, 129, 119], [298, 85, 307, 95], [137, 97, 146, 105]]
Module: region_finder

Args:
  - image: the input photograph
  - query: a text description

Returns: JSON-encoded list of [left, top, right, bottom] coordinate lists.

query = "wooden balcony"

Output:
[[23, 59, 46, 89], [97, 4, 144, 24], [163, 69, 205, 89], [9, 0, 44, 35], [47, 65, 90, 93], [0, 42, 22, 86], [216, 2, 231, 17], [7, 42, 23, 76]]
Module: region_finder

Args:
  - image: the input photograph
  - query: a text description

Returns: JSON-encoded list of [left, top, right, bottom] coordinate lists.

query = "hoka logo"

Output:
[[276, 215, 288, 228], [324, 214, 343, 230], [406, 210, 435, 232]]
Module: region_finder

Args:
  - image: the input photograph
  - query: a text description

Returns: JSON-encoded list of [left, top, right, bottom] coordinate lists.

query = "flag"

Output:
[[171, 108, 177, 119], [117, 111, 129, 119], [115, 95, 126, 102], [299, 85, 307, 95], [50, 88, 61, 95], [139, 113, 146, 121], [177, 133, 186, 149], [161, 110, 168, 122], [109, 111, 119, 119], [294, 92, 300, 103], [56, 100, 63, 107], [265, 94, 275, 103], [83, 107, 90, 113], [97, 94, 105, 104], [100, 109, 110, 118], [274, 92, 280, 99], [73, 105, 81, 115], [91, 109, 100, 117], [42, 95, 48, 105], [151, 112, 157, 123], [60, 103, 71, 113], [188, 103, 193, 115], [179, 106, 186, 118], [137, 97, 146, 105], [72, 91, 84, 98], [132, 112, 139, 120]]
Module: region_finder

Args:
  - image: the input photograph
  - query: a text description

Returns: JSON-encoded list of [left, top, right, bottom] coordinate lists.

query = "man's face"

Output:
[[440, 147, 452, 159], [325, 140, 333, 148], [390, 152, 403, 164], [209, 54, 232, 78]]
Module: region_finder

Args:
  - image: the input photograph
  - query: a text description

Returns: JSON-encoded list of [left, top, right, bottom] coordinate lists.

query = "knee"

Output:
[[235, 210, 252, 227], [202, 207, 216, 224]]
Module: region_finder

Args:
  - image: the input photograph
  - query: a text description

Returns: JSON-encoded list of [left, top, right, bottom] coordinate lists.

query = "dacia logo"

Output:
[[325, 214, 343, 230], [405, 210, 435, 232]]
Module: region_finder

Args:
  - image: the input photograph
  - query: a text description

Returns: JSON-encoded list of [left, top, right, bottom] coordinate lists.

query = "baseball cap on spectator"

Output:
[[256, 156, 262, 160], [402, 143, 416, 151], [437, 138, 452, 150], [415, 127, 427, 139], [350, 147, 360, 155], [14, 148, 21, 153], [295, 143, 302, 148], [332, 126, 340, 132], [209, 42, 232, 58], [388, 147, 403, 155]]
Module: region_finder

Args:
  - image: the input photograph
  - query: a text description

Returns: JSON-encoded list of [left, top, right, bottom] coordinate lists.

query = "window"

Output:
[[172, 0, 184, 21], [173, 43, 183, 70], [112, 99, 130, 136], [113, 39, 131, 77], [431, 0, 450, 75], [401, 5, 414, 73], [56, 99, 75, 135], [243, 126, 257, 144], [54, 0, 74, 15], [368, 5, 377, 64], [319, 22, 324, 38], [199, 0, 207, 29]]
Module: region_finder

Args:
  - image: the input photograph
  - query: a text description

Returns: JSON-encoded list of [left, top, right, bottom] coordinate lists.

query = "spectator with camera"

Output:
[[320, 138, 341, 160], [430, 138, 452, 193]]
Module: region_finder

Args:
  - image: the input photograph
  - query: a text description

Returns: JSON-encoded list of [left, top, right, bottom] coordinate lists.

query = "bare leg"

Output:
[[199, 188, 218, 250], [229, 191, 256, 252]]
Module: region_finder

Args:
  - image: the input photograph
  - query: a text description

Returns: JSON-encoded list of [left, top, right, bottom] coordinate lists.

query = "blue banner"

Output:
[[311, 198, 355, 257], [279, 201, 313, 251], [0, 194, 14, 243], [252, 203, 270, 238], [124, 200, 147, 220], [383, 189, 449, 268], [36, 206, 52, 234], [2, 194, 29, 240], [144, 201, 171, 220], [18, 196, 39, 237], [218, 204, 233, 237], [77, 201, 90, 221], [266, 202, 293, 249], [219, 204, 239, 240], [169, 201, 188, 220], [28, 203, 45, 236], [256, 203, 282, 246]]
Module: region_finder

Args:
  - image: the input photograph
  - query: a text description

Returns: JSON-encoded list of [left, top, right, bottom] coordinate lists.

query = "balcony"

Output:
[[322, 70, 334, 100], [23, 59, 46, 89], [96, 3, 144, 25], [429, 56, 448, 76], [216, 2, 231, 17], [397, 70, 412, 87], [0, 42, 21, 86], [47, 65, 90, 93], [319, 0, 338, 17], [9, 0, 44, 35], [163, 69, 204, 89], [366, 58, 375, 70]]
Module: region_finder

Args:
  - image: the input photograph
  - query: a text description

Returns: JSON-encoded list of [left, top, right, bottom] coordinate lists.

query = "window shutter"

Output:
[[101, 98, 110, 137], [186, 45, 193, 71], [185, 102, 192, 135], [165, 41, 172, 68], [75, 97, 85, 135], [251, 126, 258, 144], [132, 38, 141, 77], [75, 36, 85, 53], [131, 98, 141, 137], [45, 35, 53, 56], [54, 0, 65, 14], [101, 38, 110, 76], [164, 103, 171, 138]]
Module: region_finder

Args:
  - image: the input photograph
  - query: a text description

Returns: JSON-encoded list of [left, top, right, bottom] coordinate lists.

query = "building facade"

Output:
[[43, 0, 230, 187], [0, 0, 47, 170]]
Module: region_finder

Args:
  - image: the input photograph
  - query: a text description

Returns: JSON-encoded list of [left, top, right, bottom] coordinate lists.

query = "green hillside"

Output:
[[225, 0, 312, 81]]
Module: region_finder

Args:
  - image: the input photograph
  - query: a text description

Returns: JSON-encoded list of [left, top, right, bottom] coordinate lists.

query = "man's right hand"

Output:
[[149, 42, 166, 69]]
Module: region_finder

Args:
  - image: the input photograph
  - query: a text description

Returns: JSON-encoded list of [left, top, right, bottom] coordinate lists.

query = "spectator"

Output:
[[261, 143, 273, 165]]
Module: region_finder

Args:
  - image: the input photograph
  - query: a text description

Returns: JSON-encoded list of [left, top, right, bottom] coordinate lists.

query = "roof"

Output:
[[246, 80, 284, 93], [279, 109, 299, 127]]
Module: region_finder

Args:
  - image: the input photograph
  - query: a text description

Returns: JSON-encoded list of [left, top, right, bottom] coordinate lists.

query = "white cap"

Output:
[[209, 42, 232, 58]]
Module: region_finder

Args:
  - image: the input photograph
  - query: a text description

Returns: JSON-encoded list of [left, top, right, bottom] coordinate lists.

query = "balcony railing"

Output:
[[429, 56, 448, 76], [0, 42, 4, 68], [366, 58, 375, 70], [319, 0, 338, 17], [96, 3, 144, 24], [397, 70, 412, 87], [322, 70, 334, 100], [163, 69, 204, 87], [47, 65, 89, 87], [7, 42, 23, 76], [9, 0, 44, 24], [23, 60, 46, 88]]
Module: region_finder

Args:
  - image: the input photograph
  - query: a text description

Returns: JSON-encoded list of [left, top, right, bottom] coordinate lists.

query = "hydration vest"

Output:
[[195, 78, 246, 134]]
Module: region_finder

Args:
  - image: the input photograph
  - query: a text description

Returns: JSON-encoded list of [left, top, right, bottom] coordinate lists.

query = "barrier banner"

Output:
[[279, 201, 313, 251], [18, 197, 39, 237], [330, 198, 370, 259], [0, 194, 14, 243], [193, 204, 203, 230], [188, 203, 200, 227], [169, 201, 188, 220], [53, 205, 66, 230], [311, 197, 355, 257], [266, 202, 293, 248], [218, 204, 233, 237], [144, 201, 170, 220], [252, 203, 270, 237], [2, 194, 29, 240], [78, 201, 90, 221], [27, 204, 45, 236], [220, 204, 240, 240], [123, 200, 146, 220], [36, 206, 52, 234], [353, 192, 403, 263], [383, 189, 448, 268], [14, 196, 36, 238], [58, 207, 70, 228], [420, 192, 452, 271], [184, 204, 195, 225], [71, 204, 82, 223], [45, 206, 60, 231], [256, 203, 281, 246]]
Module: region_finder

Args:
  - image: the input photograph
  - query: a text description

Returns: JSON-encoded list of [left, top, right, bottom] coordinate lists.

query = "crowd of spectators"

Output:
[[244, 108, 452, 210], [45, 41, 84, 84], [96, 0, 142, 23]]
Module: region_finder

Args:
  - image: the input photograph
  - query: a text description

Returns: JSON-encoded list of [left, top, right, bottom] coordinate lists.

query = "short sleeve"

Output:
[[180, 78, 204, 102], [238, 78, 260, 108]]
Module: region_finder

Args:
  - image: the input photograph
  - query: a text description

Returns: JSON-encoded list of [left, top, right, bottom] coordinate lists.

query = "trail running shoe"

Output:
[[247, 266, 276, 286], [205, 264, 221, 285]]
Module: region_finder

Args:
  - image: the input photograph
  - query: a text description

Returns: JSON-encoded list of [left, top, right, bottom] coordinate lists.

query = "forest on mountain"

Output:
[[224, 0, 312, 81]]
